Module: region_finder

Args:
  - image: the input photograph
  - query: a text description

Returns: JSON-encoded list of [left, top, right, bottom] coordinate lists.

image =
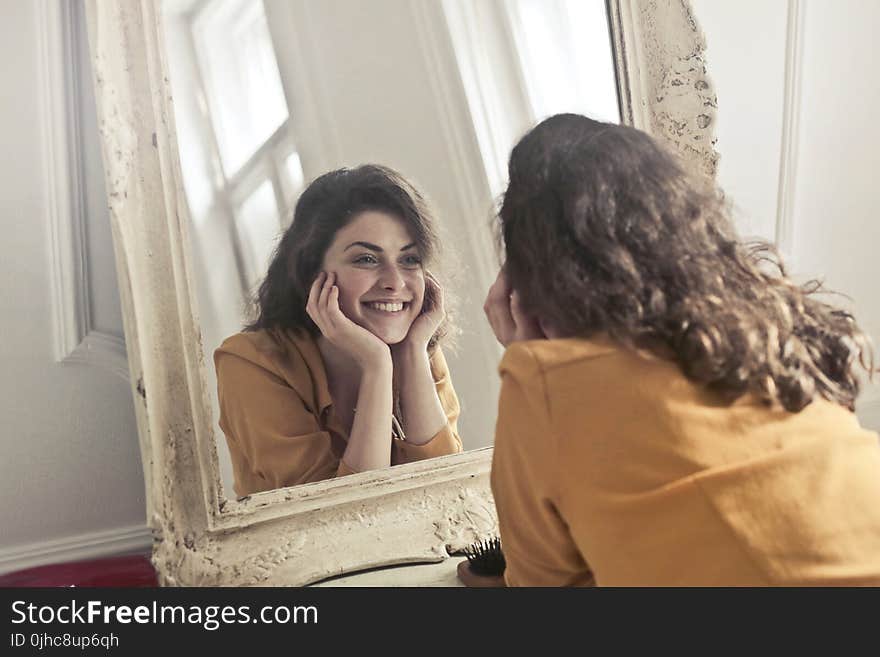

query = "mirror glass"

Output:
[[161, 0, 620, 498]]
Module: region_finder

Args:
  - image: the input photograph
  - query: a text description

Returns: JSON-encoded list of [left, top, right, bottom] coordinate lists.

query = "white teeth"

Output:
[[367, 302, 404, 313]]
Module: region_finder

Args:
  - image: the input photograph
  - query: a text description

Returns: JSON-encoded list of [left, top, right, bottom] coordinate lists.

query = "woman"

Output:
[[484, 113, 880, 586], [216, 164, 462, 497]]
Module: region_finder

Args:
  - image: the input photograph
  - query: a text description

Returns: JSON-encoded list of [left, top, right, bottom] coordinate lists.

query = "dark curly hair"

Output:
[[499, 113, 874, 412], [246, 164, 452, 349]]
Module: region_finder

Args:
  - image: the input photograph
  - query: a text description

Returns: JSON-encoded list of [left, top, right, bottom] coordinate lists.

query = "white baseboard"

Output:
[[0, 523, 152, 576]]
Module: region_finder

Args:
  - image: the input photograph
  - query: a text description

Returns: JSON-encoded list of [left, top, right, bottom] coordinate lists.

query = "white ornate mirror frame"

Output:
[[83, 0, 718, 586]]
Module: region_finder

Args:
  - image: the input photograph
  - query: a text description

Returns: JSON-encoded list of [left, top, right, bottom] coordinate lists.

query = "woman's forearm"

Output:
[[394, 344, 448, 445], [341, 359, 394, 473]]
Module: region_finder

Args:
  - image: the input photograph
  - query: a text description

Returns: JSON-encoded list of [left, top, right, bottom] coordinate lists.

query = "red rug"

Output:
[[0, 554, 158, 587]]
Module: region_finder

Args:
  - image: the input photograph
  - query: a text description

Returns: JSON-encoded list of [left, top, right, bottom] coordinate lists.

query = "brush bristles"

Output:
[[464, 536, 506, 576]]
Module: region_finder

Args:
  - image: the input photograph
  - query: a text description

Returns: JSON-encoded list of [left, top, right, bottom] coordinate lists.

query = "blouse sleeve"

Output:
[[490, 344, 596, 586], [215, 348, 344, 495], [392, 346, 463, 465]]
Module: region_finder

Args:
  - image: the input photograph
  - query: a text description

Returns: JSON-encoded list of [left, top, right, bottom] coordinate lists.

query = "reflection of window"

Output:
[[504, 0, 619, 125], [443, 0, 619, 199], [165, 0, 305, 295], [192, 0, 289, 176], [281, 151, 305, 210], [235, 180, 281, 286]]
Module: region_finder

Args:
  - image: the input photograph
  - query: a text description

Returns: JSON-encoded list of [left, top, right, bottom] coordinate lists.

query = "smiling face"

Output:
[[321, 210, 426, 344]]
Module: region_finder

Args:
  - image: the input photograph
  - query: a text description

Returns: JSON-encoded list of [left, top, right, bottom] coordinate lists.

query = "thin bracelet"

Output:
[[391, 413, 407, 442]]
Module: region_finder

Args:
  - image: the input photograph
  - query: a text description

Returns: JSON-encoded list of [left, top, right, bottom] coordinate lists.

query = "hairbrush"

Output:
[[456, 536, 506, 587]]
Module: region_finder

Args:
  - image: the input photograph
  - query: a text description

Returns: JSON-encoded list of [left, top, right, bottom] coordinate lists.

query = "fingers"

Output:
[[494, 267, 512, 297], [423, 271, 445, 318], [326, 282, 344, 327], [490, 303, 516, 346], [483, 272, 516, 347], [318, 272, 357, 337], [306, 271, 327, 330], [483, 269, 511, 312], [511, 291, 544, 341], [509, 290, 525, 323], [306, 272, 325, 312], [321, 272, 348, 333], [307, 271, 341, 335], [538, 317, 559, 339], [483, 269, 546, 346], [318, 271, 333, 312]]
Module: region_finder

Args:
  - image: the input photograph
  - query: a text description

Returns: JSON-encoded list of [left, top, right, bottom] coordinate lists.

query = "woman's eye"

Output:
[[401, 255, 422, 267], [353, 254, 379, 265]]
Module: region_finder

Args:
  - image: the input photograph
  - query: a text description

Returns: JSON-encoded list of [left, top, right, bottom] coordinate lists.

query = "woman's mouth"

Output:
[[363, 301, 409, 313]]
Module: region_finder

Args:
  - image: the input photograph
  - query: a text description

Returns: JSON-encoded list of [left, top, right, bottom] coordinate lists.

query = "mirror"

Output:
[[160, 0, 621, 497], [84, 0, 717, 585]]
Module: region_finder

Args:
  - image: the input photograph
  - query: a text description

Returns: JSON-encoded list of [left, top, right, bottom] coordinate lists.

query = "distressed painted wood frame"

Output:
[[83, 0, 718, 586]]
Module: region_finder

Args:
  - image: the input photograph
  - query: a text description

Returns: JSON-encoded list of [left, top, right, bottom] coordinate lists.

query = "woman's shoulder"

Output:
[[217, 329, 282, 360], [499, 336, 622, 378], [214, 328, 317, 376], [214, 328, 329, 411]]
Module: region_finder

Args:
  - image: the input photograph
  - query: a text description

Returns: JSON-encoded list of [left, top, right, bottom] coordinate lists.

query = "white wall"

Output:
[[692, 0, 880, 429], [791, 1, 880, 428], [0, 0, 147, 574], [690, 0, 789, 242]]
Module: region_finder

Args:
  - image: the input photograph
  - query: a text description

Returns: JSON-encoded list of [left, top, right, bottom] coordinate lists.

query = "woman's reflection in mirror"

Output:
[[215, 165, 462, 497]]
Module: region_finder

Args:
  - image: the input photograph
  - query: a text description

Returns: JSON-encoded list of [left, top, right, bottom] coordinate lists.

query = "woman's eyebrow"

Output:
[[344, 241, 382, 252], [344, 241, 417, 252]]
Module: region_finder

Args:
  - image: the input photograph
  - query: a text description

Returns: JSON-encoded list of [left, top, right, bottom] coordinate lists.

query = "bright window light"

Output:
[[508, 0, 620, 124], [192, 0, 289, 176], [235, 180, 281, 290]]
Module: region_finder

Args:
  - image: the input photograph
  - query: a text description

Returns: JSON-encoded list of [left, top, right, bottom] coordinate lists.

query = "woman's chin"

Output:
[[361, 321, 411, 345], [375, 329, 409, 345]]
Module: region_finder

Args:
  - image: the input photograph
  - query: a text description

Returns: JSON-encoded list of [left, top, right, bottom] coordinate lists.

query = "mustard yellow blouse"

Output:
[[490, 337, 880, 586], [215, 329, 462, 497]]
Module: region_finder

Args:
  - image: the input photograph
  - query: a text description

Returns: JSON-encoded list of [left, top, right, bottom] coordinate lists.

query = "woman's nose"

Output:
[[379, 264, 406, 290]]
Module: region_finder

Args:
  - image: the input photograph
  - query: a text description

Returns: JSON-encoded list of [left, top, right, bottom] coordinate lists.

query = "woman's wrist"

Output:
[[392, 342, 431, 379], [355, 345, 393, 373], [358, 348, 393, 374], [392, 337, 429, 362]]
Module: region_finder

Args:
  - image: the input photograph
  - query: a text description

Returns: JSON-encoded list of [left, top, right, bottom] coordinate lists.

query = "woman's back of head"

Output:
[[500, 113, 874, 412]]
